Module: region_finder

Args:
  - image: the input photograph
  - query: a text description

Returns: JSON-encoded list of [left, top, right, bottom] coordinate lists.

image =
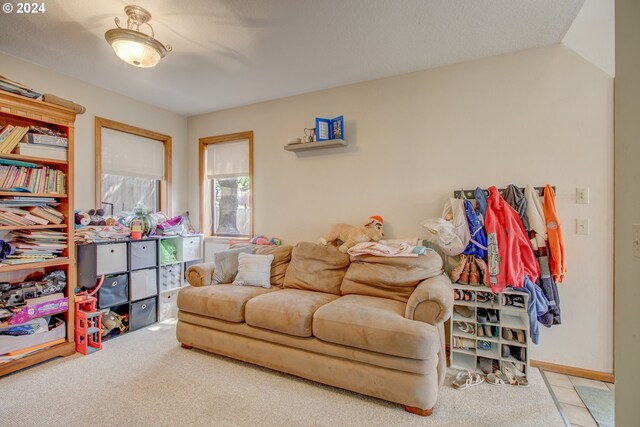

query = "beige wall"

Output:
[[615, 0, 640, 424], [0, 52, 188, 215], [189, 45, 614, 373]]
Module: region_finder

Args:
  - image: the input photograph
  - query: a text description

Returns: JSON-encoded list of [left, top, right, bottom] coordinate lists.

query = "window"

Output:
[[200, 132, 253, 238], [95, 118, 171, 215]]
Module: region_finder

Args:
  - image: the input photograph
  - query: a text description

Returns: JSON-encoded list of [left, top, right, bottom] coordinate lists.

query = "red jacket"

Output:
[[484, 186, 540, 292]]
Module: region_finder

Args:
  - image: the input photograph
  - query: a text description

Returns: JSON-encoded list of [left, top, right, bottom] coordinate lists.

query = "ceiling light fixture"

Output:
[[105, 5, 172, 68]]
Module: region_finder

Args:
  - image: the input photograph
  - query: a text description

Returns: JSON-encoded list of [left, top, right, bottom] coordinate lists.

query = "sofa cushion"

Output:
[[245, 289, 338, 337], [177, 284, 278, 322], [282, 242, 350, 295], [312, 294, 438, 359], [212, 247, 252, 284], [253, 245, 292, 288], [340, 251, 443, 302]]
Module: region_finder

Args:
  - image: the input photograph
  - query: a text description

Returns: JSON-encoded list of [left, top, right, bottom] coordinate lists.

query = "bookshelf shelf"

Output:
[[0, 191, 67, 198], [0, 152, 68, 166], [0, 257, 71, 272], [0, 91, 76, 377], [0, 224, 68, 231]]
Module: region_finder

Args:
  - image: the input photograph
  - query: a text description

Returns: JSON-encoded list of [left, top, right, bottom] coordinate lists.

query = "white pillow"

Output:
[[233, 252, 274, 288]]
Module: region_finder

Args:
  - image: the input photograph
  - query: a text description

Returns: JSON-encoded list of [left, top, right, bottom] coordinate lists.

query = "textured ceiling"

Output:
[[0, 0, 584, 116]]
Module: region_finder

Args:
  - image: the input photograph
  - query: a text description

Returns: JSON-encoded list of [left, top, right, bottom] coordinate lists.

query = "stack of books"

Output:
[[3, 229, 67, 264], [16, 125, 68, 161], [0, 75, 41, 99], [0, 125, 29, 154], [0, 203, 64, 227], [0, 164, 66, 194]]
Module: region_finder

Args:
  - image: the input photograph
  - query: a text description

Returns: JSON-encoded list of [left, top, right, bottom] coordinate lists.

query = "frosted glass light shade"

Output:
[[105, 28, 168, 68]]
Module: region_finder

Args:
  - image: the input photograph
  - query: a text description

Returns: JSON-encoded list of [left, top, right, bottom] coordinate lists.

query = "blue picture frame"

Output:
[[315, 115, 344, 141]]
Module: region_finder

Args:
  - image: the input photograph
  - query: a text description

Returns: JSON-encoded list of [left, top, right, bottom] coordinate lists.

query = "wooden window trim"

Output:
[[199, 131, 254, 238], [95, 117, 172, 214]]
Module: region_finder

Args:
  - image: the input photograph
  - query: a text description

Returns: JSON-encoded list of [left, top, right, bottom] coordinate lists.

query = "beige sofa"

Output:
[[176, 242, 453, 416]]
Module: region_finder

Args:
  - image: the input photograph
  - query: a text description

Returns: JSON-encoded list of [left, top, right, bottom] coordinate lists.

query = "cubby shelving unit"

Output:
[[0, 91, 77, 376], [449, 283, 530, 376]]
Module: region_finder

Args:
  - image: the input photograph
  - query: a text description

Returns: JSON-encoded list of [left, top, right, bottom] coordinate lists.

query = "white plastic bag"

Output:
[[421, 199, 470, 256]]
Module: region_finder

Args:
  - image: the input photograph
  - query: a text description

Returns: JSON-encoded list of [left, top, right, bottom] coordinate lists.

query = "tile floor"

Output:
[[544, 371, 614, 427]]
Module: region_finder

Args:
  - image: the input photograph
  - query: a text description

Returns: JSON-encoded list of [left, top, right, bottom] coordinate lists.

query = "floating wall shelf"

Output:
[[284, 139, 347, 152]]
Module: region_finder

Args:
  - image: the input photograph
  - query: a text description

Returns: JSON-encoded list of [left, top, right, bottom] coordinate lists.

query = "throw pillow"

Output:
[[233, 253, 274, 288], [213, 247, 252, 284]]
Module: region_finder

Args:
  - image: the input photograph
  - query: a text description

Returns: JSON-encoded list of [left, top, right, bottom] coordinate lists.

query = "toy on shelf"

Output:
[[320, 216, 385, 253], [74, 276, 104, 355], [250, 235, 282, 246]]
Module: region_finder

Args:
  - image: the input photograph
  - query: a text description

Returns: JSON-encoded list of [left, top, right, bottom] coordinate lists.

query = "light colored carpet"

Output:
[[1, 320, 563, 427], [575, 385, 614, 427]]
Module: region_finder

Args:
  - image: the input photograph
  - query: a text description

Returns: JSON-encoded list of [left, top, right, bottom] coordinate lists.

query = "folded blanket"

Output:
[[347, 242, 423, 257]]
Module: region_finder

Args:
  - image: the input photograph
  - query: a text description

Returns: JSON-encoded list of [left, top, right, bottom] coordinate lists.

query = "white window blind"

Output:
[[102, 128, 165, 180], [206, 140, 249, 179]]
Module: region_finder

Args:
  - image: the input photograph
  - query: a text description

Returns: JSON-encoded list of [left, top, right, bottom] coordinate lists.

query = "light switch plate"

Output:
[[576, 219, 589, 235], [576, 187, 590, 204], [633, 224, 640, 258]]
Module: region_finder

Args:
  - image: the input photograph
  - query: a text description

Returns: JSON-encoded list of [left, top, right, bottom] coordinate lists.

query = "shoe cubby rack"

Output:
[[449, 283, 530, 376]]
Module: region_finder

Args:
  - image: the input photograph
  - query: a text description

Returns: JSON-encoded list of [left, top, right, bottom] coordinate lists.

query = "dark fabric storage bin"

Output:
[[130, 241, 157, 271], [99, 274, 129, 309], [130, 297, 157, 331]]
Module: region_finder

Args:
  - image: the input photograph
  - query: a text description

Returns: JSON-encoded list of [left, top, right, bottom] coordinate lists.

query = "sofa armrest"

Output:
[[185, 262, 217, 287], [405, 274, 454, 326]]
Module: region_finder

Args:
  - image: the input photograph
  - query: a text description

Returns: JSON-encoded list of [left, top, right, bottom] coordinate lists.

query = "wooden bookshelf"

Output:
[[0, 191, 67, 198], [0, 152, 67, 166], [0, 91, 77, 377], [0, 224, 68, 231]]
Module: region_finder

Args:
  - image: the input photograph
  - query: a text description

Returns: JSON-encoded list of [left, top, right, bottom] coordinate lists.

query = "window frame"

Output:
[[95, 117, 172, 214], [199, 131, 254, 239]]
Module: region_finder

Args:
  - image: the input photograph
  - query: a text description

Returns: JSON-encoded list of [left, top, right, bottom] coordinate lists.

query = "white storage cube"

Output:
[[160, 264, 182, 292], [96, 243, 128, 275], [129, 268, 158, 301], [180, 236, 202, 262], [159, 289, 179, 321]]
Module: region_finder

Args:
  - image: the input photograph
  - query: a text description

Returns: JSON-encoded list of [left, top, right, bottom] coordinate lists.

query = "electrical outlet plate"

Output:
[[576, 219, 589, 235], [576, 187, 590, 204]]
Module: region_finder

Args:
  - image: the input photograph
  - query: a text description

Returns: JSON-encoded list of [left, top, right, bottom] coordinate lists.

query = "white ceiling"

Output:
[[0, 0, 584, 116]]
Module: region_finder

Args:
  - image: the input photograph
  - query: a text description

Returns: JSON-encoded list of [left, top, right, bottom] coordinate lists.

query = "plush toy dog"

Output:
[[320, 216, 385, 253]]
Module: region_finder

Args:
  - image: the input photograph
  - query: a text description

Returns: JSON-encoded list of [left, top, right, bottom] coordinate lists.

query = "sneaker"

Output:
[[477, 340, 491, 350]]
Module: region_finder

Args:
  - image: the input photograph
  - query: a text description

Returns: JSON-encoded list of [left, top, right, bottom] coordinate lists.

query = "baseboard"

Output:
[[531, 360, 614, 383]]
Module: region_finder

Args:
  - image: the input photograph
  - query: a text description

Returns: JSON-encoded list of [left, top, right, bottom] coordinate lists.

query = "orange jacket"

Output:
[[543, 185, 566, 283]]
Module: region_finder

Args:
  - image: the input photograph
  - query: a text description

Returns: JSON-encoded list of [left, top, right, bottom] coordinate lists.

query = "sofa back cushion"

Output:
[[340, 250, 443, 302], [283, 242, 350, 295], [253, 245, 292, 288]]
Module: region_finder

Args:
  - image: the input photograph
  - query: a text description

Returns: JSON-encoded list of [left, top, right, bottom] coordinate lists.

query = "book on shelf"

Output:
[[2, 229, 67, 265], [0, 164, 66, 194], [0, 125, 15, 145], [0, 75, 41, 99], [28, 206, 63, 224], [14, 143, 67, 161], [0, 126, 29, 154]]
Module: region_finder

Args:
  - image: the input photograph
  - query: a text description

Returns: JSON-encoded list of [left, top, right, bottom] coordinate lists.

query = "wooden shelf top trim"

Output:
[[284, 139, 347, 152]]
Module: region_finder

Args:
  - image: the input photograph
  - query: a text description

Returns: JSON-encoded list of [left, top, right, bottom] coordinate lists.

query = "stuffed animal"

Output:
[[320, 216, 385, 253], [87, 209, 106, 226]]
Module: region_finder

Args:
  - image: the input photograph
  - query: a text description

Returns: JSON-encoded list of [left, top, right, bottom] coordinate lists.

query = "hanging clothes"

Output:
[[475, 187, 488, 220], [543, 185, 567, 283], [484, 186, 540, 292], [511, 276, 550, 345], [503, 184, 530, 230], [462, 199, 488, 259], [524, 184, 561, 326]]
